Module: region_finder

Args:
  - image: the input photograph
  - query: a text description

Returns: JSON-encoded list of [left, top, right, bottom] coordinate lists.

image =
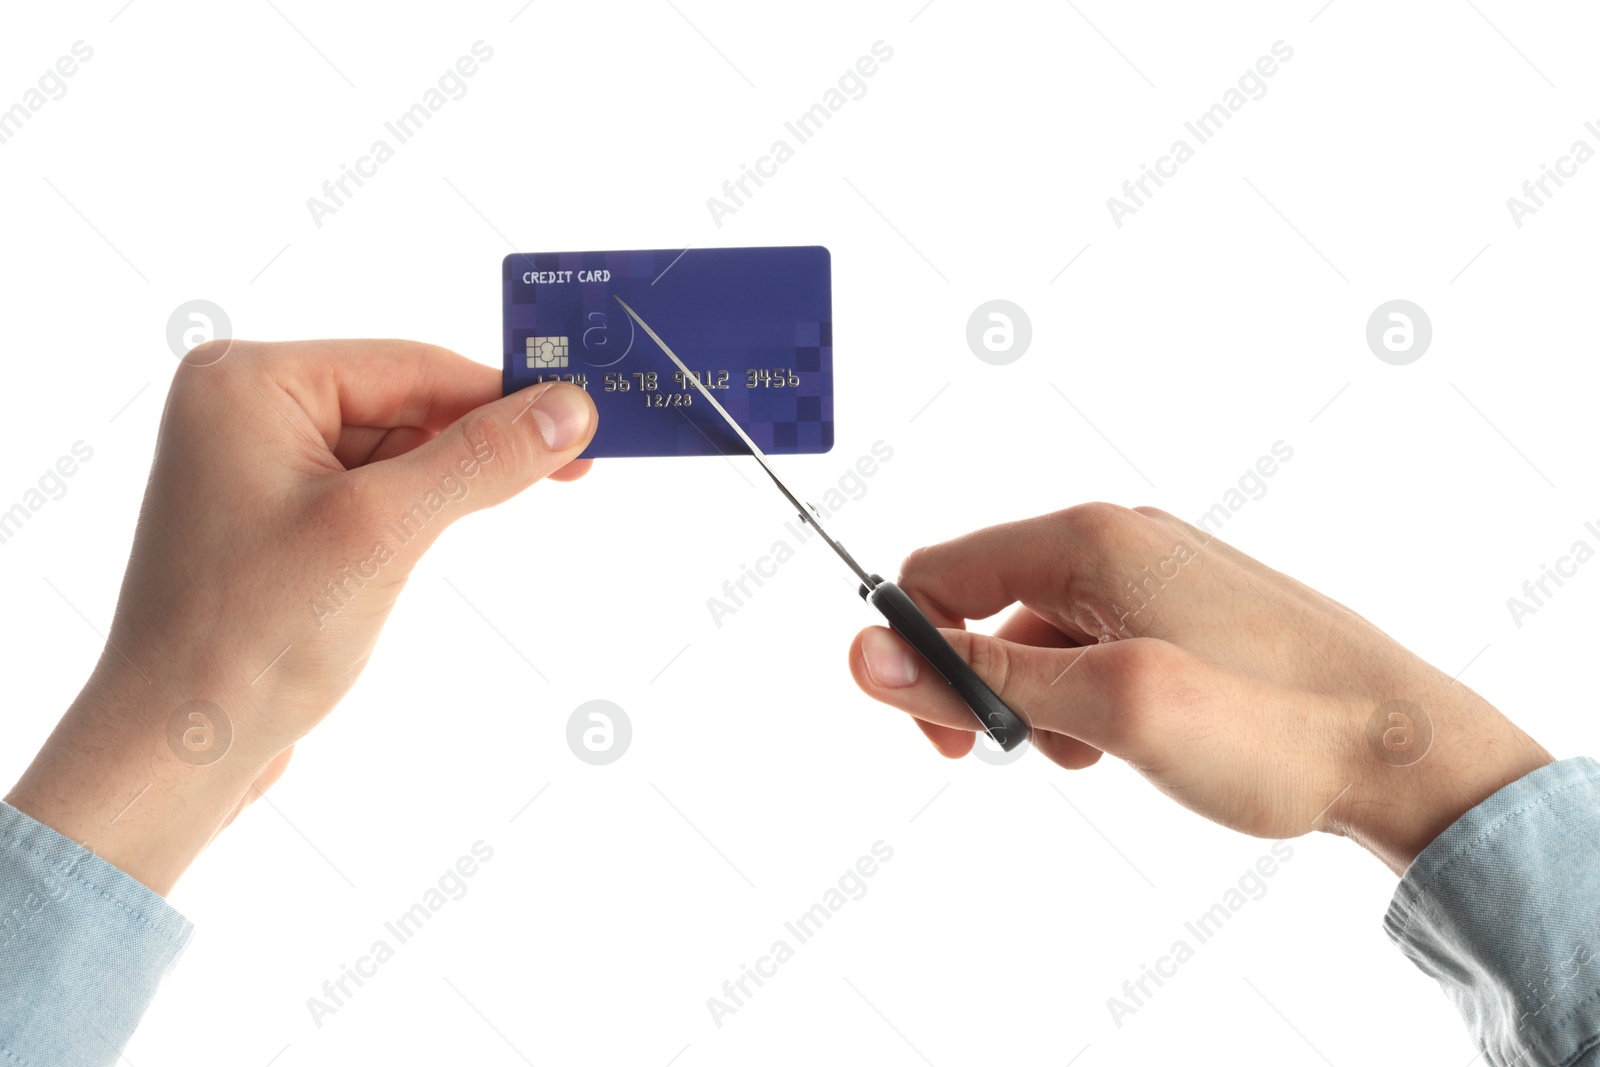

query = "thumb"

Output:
[[364, 381, 597, 535], [851, 625, 1185, 760]]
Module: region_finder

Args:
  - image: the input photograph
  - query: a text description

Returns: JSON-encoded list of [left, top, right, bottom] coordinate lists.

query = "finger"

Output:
[[252, 746, 294, 795], [852, 623, 1194, 761], [845, 624, 971, 756], [896, 504, 1171, 641], [363, 381, 597, 531], [547, 458, 594, 483], [257, 339, 506, 451], [914, 716, 974, 758], [993, 606, 1104, 764], [993, 604, 1088, 650], [221, 747, 295, 834], [858, 624, 1105, 764], [851, 627, 969, 750], [334, 424, 437, 467], [1033, 728, 1105, 770]]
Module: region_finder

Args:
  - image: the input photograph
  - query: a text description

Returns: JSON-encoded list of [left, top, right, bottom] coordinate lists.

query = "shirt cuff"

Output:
[[1384, 756, 1600, 1067], [0, 801, 193, 1066]]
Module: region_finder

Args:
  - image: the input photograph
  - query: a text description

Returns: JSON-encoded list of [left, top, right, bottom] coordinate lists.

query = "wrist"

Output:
[[1335, 700, 1554, 875], [4, 658, 279, 896]]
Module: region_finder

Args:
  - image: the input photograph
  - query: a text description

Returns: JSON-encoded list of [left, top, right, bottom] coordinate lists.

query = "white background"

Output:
[[2, 1, 1597, 1064]]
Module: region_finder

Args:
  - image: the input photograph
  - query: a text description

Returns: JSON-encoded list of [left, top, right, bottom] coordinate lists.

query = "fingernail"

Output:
[[863, 627, 919, 688], [529, 384, 593, 451]]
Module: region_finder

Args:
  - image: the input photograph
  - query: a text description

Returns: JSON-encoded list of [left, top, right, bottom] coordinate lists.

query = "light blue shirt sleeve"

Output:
[[5, 762, 1599, 1064], [0, 800, 192, 1067], [1386, 756, 1600, 1067]]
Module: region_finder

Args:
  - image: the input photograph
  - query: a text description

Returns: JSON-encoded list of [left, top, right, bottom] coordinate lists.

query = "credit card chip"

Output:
[[527, 335, 570, 369]]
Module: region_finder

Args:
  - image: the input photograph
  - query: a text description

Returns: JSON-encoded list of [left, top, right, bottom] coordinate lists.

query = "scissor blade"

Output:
[[613, 295, 875, 587]]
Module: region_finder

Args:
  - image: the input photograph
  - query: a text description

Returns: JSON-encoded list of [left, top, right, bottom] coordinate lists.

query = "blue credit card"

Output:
[[502, 246, 834, 459]]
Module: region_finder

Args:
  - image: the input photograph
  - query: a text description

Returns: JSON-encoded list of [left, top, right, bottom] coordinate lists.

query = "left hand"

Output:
[[6, 339, 597, 894]]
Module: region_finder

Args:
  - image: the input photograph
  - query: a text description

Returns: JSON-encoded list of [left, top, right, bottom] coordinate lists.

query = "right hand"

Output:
[[848, 504, 1553, 873]]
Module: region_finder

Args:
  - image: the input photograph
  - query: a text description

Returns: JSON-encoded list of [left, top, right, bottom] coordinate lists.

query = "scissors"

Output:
[[613, 295, 1030, 752]]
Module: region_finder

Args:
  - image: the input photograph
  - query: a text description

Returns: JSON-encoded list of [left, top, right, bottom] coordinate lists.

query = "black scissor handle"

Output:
[[860, 575, 1030, 752]]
